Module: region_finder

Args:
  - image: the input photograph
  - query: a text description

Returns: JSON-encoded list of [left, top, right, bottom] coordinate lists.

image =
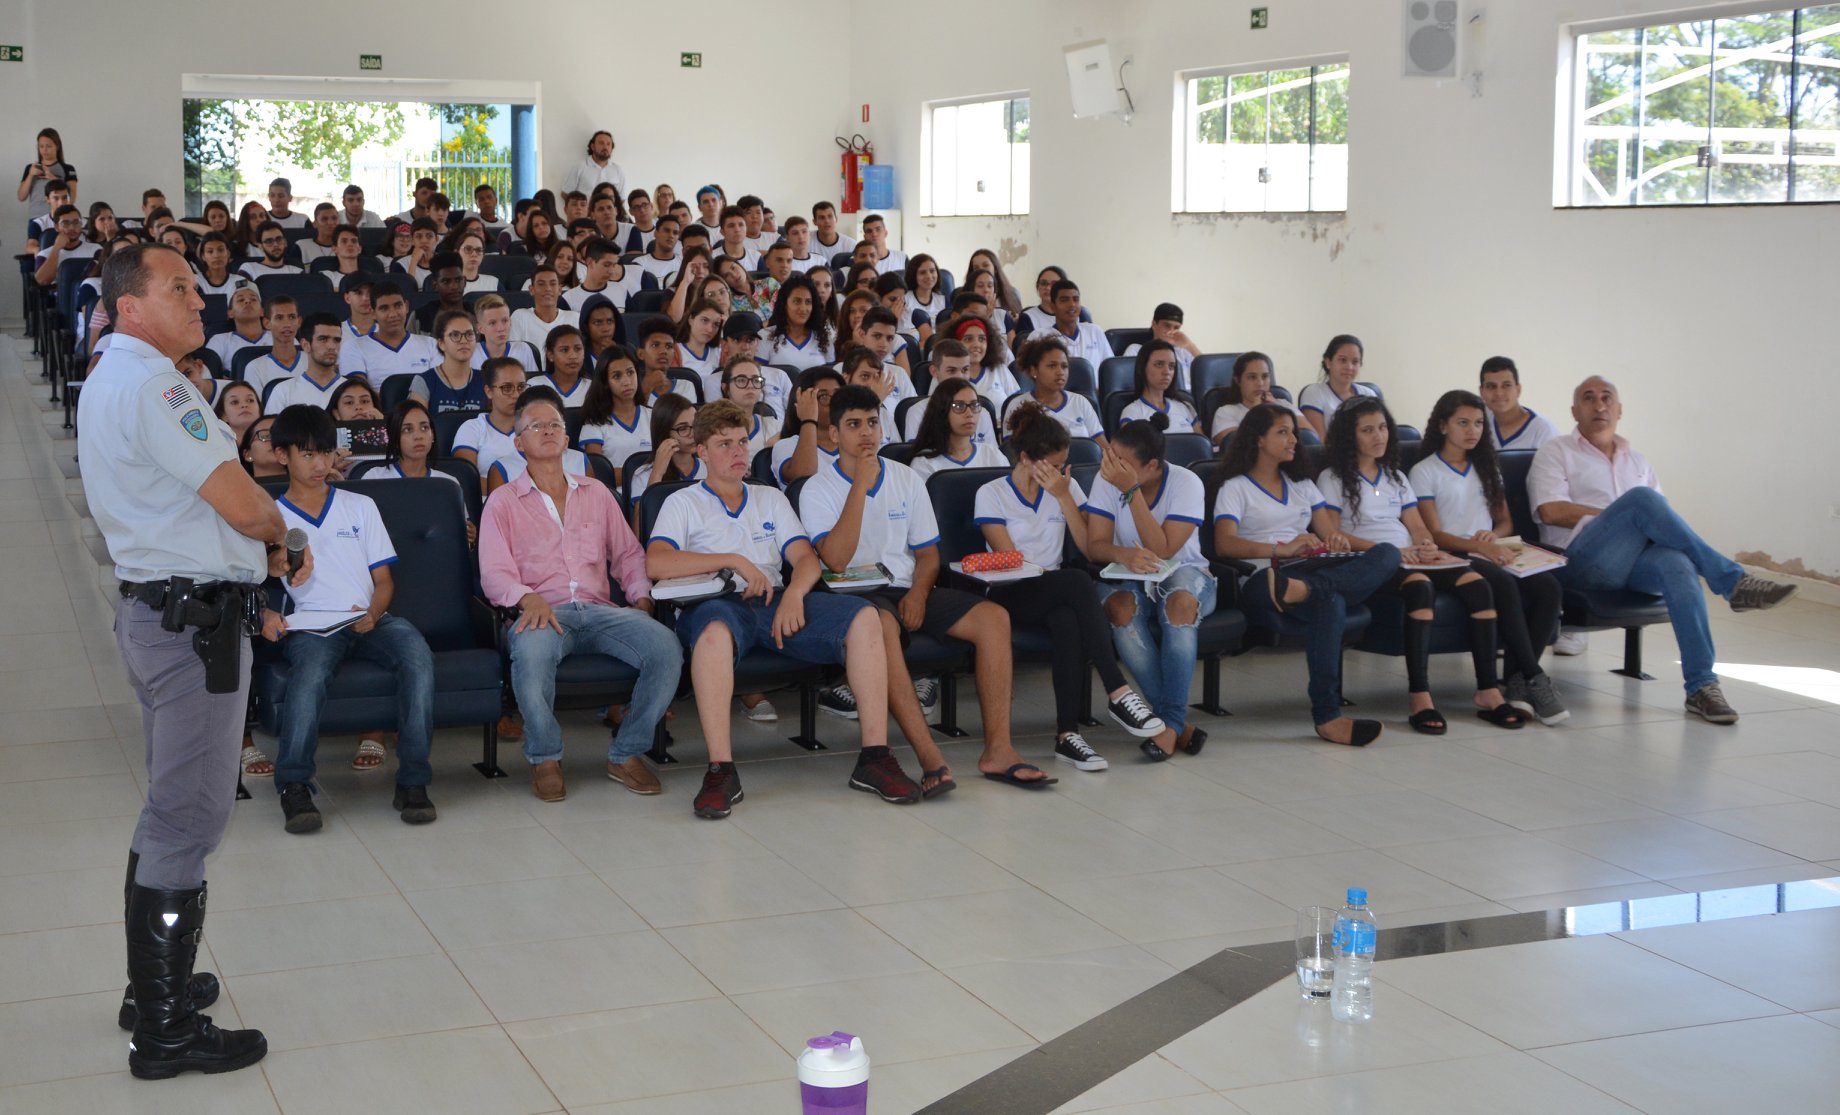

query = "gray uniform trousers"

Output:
[[116, 597, 250, 890]]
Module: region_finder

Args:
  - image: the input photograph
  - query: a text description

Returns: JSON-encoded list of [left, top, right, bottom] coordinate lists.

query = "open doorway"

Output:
[[181, 96, 534, 218]]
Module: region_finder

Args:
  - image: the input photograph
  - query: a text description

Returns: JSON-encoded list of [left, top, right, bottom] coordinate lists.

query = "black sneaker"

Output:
[[694, 763, 743, 819], [818, 684, 860, 720], [848, 747, 922, 803], [1106, 691, 1165, 739], [1054, 733, 1109, 771], [392, 783, 437, 825], [1729, 576, 1797, 613], [278, 783, 321, 834], [913, 678, 940, 719]]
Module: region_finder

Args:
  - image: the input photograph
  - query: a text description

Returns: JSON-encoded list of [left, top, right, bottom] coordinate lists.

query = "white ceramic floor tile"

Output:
[[0, 1066, 282, 1114], [1079, 1095, 1247, 1114], [1381, 832, 1648, 901], [0, 990, 142, 1087], [1039, 868, 1299, 944], [1214, 848, 1491, 916], [199, 843, 397, 911], [1222, 1049, 1639, 1114], [0, 922, 124, 1003], [543, 812, 773, 870], [1116, 799, 1361, 865], [448, 929, 718, 1022], [0, 738, 129, 783], [1050, 1053, 1218, 1113], [260, 1025, 559, 1115], [1714, 750, 1840, 806], [1374, 934, 1786, 1048], [598, 854, 845, 928], [0, 815, 137, 877], [0, 865, 123, 934], [225, 952, 492, 1051], [858, 886, 1127, 967], [201, 893, 442, 976], [662, 908, 929, 996], [506, 997, 790, 1108], [1533, 1014, 1840, 1114], [403, 873, 648, 950], [1540, 815, 1806, 880], [852, 1044, 1036, 1114], [944, 944, 1178, 1042], [1613, 906, 1840, 1012], [733, 969, 1031, 1064], [363, 824, 587, 890], [1686, 800, 1840, 862], [1277, 790, 1516, 849]]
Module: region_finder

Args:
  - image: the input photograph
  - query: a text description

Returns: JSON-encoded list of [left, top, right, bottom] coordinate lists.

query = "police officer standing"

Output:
[[79, 243, 313, 1080]]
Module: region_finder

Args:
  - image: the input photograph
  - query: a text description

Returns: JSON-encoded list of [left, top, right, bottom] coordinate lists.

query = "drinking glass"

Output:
[[1295, 905, 1336, 999]]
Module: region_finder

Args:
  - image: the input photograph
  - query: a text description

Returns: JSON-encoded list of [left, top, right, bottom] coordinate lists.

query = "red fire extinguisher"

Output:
[[837, 134, 873, 214]]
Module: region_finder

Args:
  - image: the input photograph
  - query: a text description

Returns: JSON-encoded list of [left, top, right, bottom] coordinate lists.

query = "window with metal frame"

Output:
[[1173, 58, 1349, 213]]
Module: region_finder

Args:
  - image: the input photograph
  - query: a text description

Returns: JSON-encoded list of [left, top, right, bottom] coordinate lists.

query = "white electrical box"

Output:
[[1063, 40, 1124, 118]]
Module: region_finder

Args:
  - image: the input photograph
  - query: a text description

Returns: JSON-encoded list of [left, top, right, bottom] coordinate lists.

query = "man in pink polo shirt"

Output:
[[479, 388, 681, 802]]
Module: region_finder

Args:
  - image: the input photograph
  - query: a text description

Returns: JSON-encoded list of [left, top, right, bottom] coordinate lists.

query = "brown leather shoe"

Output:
[[531, 759, 566, 802], [606, 756, 662, 795], [497, 715, 524, 742]]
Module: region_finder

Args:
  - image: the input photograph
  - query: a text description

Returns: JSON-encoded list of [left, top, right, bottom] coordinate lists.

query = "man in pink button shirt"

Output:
[[1529, 376, 1794, 725], [480, 389, 681, 802]]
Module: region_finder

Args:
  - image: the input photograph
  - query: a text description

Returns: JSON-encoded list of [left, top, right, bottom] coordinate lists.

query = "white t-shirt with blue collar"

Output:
[[276, 487, 397, 613], [1212, 473, 1328, 573], [798, 458, 940, 589], [972, 474, 1087, 571], [1084, 466, 1208, 570], [651, 480, 807, 588], [1119, 394, 1200, 434], [1316, 466, 1418, 549], [1002, 391, 1104, 443]]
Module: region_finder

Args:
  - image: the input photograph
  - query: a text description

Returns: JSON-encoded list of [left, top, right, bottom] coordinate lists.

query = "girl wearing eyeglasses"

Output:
[[909, 377, 1005, 479], [719, 356, 778, 454]]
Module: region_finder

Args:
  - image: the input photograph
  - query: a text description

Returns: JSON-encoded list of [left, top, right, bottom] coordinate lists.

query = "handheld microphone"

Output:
[[284, 528, 308, 578]]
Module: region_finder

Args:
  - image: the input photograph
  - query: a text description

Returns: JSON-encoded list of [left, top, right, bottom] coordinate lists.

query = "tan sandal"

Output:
[[240, 745, 274, 778], [351, 736, 387, 771]]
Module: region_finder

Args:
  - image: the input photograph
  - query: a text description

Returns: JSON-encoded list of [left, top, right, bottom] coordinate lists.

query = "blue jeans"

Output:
[[1100, 565, 1218, 735], [276, 614, 434, 787], [1240, 546, 1402, 725], [1556, 486, 1741, 694], [508, 602, 683, 766]]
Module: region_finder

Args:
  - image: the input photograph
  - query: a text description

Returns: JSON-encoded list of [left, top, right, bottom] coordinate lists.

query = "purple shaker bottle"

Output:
[[798, 1031, 869, 1113]]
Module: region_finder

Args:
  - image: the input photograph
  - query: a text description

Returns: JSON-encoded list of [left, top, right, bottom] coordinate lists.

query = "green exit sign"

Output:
[[1251, 7, 1269, 29], [680, 52, 702, 68], [0, 45, 23, 62], [359, 54, 382, 71]]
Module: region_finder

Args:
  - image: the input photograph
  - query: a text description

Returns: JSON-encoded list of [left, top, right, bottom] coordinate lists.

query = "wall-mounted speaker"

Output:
[[1064, 40, 1125, 118], [1403, 0, 1460, 78]]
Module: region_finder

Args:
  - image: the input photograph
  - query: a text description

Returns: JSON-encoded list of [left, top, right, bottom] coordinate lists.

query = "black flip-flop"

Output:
[[922, 767, 957, 799], [1476, 705, 1526, 730], [1409, 708, 1448, 736], [981, 762, 1058, 789], [1318, 720, 1384, 747], [1177, 726, 1208, 756], [1266, 565, 1295, 614]]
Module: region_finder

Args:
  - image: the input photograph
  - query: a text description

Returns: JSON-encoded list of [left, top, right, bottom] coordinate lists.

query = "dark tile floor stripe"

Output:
[[919, 877, 1840, 1115]]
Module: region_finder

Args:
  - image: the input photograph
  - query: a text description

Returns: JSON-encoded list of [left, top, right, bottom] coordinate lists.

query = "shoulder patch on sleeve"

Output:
[[180, 408, 209, 441]]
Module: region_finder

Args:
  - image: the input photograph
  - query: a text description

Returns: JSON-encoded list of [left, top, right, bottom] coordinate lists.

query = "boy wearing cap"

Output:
[[707, 314, 791, 413], [267, 178, 309, 228], [1123, 303, 1200, 381]]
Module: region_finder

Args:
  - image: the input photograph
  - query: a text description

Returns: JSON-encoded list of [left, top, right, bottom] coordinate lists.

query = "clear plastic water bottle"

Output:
[[1330, 887, 1376, 1023]]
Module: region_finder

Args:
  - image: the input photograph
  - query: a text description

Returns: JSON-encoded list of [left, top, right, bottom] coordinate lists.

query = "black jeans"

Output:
[[1468, 560, 1561, 680], [989, 568, 1128, 734]]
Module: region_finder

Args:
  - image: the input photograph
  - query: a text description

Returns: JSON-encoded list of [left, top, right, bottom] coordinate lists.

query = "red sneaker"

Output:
[[694, 763, 743, 819], [849, 749, 921, 804]]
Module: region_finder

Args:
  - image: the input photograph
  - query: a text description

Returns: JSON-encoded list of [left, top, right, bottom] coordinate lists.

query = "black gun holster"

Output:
[[125, 578, 260, 694]]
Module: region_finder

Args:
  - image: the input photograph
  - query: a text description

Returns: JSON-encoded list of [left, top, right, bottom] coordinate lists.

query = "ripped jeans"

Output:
[[1100, 564, 1218, 737]]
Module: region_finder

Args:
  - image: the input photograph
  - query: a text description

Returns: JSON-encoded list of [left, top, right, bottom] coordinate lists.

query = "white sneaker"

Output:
[[913, 677, 940, 719], [1054, 733, 1109, 771], [743, 698, 778, 722], [1553, 631, 1589, 656]]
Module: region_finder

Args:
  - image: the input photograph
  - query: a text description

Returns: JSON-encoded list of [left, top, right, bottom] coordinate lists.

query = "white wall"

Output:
[[0, 0, 854, 303], [850, 0, 1840, 580]]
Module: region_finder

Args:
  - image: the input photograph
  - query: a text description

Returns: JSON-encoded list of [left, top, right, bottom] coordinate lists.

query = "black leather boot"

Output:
[[118, 852, 218, 1030], [125, 881, 266, 1079]]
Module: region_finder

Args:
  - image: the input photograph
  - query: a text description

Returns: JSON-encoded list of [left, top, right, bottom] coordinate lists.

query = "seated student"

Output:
[[508, 208, 556, 261], [193, 231, 242, 297], [621, 188, 657, 251], [213, 380, 263, 448], [240, 413, 286, 480], [340, 183, 384, 228], [1028, 279, 1112, 369], [315, 225, 373, 291], [1000, 336, 1106, 444], [799, 386, 1025, 793], [376, 222, 413, 274], [810, 265, 840, 321], [964, 267, 1020, 350], [173, 347, 227, 408], [908, 376, 1006, 479], [448, 231, 497, 294], [295, 204, 340, 266], [1477, 356, 1558, 452], [716, 255, 772, 318], [238, 222, 303, 280], [1299, 334, 1380, 441], [781, 216, 825, 274], [1122, 302, 1201, 383], [772, 367, 846, 485], [327, 378, 386, 475], [1411, 390, 1568, 725], [904, 254, 947, 323], [530, 324, 591, 405], [646, 400, 923, 818], [628, 394, 703, 504], [850, 306, 918, 400], [973, 404, 1166, 774], [411, 308, 489, 415], [736, 194, 774, 252], [758, 241, 794, 298], [1084, 415, 1218, 759], [845, 254, 879, 297], [579, 345, 652, 479], [875, 272, 929, 344], [1016, 265, 1078, 339], [579, 296, 623, 360], [716, 356, 778, 454], [551, 241, 583, 291], [265, 177, 309, 228], [636, 316, 694, 405], [1213, 404, 1400, 747], [1530, 376, 1795, 724], [859, 212, 907, 274], [422, 193, 454, 235], [259, 405, 437, 833], [900, 340, 998, 443], [1119, 340, 1202, 434], [810, 199, 857, 262], [839, 346, 905, 446], [714, 314, 790, 412], [391, 217, 440, 288], [264, 313, 346, 413], [563, 237, 642, 311], [451, 356, 528, 476], [339, 275, 377, 346], [634, 212, 683, 287], [23, 181, 75, 257], [509, 266, 580, 350], [587, 191, 630, 247], [482, 385, 589, 493], [1209, 351, 1300, 446], [479, 390, 681, 803], [1318, 398, 1526, 734], [205, 281, 270, 369], [713, 205, 762, 271], [675, 298, 725, 384], [412, 251, 468, 335], [240, 294, 303, 399], [469, 293, 542, 375], [348, 279, 440, 385]]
